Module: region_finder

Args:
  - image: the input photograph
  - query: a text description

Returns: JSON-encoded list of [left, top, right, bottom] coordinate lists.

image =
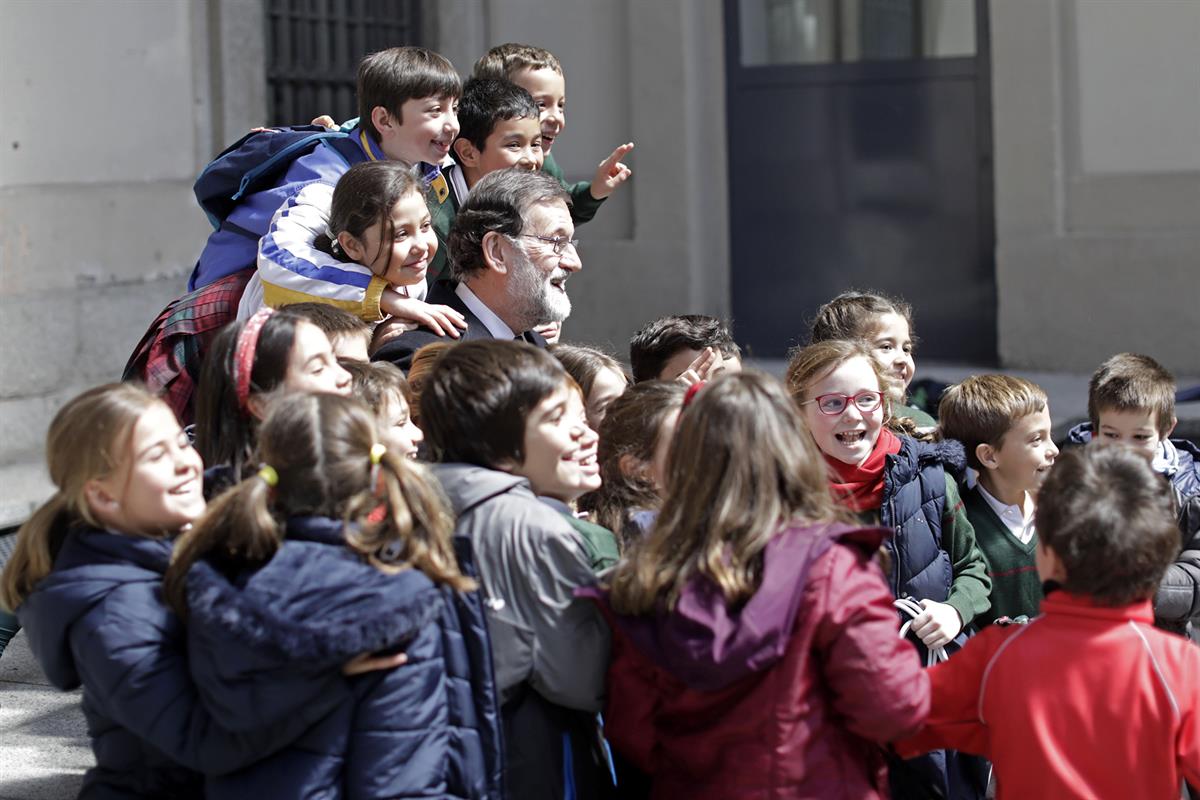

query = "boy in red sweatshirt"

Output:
[[894, 444, 1200, 799]]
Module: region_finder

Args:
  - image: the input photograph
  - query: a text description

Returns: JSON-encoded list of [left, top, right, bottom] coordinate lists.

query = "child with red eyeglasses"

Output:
[[787, 338, 992, 800]]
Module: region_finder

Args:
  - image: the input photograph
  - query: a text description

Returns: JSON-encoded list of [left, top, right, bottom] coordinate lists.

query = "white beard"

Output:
[[506, 246, 571, 329]]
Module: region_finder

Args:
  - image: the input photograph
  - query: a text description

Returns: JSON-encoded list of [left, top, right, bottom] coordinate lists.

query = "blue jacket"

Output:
[[187, 128, 376, 290], [880, 436, 967, 604], [16, 525, 343, 799], [184, 515, 505, 800]]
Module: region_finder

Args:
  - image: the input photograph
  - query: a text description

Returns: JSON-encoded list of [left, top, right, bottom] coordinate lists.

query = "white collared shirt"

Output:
[[977, 483, 1036, 545], [455, 282, 516, 340]]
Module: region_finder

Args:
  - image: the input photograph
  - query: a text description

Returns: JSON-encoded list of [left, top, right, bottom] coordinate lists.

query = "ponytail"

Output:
[[165, 474, 281, 617], [344, 451, 474, 593], [0, 494, 76, 611]]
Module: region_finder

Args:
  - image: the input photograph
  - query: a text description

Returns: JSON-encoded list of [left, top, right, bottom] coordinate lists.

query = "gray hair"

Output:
[[447, 168, 571, 280]]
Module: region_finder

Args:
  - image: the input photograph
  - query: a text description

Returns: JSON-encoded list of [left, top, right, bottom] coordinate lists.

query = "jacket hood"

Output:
[[431, 462, 529, 516], [582, 522, 888, 692], [185, 515, 441, 667], [17, 527, 173, 690]]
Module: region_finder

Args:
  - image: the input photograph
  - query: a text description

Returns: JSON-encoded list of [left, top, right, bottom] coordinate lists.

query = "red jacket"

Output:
[[895, 591, 1200, 798], [585, 523, 930, 799]]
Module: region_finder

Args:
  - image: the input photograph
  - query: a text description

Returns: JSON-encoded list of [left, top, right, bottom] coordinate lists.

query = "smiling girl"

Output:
[[0, 384, 349, 797], [244, 161, 468, 339], [786, 340, 992, 800], [194, 307, 352, 494]]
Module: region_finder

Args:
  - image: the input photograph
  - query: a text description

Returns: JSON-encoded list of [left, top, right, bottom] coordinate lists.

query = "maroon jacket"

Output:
[[583, 522, 930, 799]]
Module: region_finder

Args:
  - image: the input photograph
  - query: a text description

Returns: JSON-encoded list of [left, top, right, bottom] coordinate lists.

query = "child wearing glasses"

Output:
[[786, 339, 991, 800]]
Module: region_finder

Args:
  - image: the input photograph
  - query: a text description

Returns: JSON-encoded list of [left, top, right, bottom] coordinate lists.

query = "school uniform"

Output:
[[961, 484, 1042, 625]]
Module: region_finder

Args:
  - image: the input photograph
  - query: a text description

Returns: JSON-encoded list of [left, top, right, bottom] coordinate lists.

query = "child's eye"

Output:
[[877, 343, 892, 351], [420, 221, 432, 231], [1103, 431, 1119, 439], [535, 100, 547, 110]]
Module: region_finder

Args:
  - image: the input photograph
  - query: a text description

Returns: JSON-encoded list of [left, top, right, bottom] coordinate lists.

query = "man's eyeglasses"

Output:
[[519, 234, 579, 255], [800, 391, 883, 416]]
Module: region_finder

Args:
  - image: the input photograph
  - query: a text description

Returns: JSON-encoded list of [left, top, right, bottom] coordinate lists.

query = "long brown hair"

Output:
[[578, 380, 686, 549], [607, 372, 848, 615], [784, 339, 913, 435], [165, 393, 471, 616], [1, 384, 161, 611]]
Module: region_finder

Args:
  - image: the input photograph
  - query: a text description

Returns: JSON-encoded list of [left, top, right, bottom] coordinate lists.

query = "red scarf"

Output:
[[824, 428, 902, 512]]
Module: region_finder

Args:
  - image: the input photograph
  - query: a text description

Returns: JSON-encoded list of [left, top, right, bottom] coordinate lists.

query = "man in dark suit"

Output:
[[372, 168, 582, 371]]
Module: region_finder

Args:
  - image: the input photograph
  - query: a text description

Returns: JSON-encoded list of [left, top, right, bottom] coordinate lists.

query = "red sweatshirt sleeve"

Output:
[[893, 625, 1014, 757], [812, 543, 931, 743]]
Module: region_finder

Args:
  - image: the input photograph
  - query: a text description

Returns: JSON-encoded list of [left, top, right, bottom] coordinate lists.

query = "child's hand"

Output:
[[382, 295, 468, 339], [588, 142, 634, 200], [676, 347, 720, 386], [532, 321, 562, 344], [342, 650, 407, 676], [311, 114, 337, 130], [910, 600, 963, 650]]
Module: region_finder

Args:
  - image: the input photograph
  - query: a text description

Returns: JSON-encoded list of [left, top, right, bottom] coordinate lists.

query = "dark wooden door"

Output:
[[726, 0, 995, 361]]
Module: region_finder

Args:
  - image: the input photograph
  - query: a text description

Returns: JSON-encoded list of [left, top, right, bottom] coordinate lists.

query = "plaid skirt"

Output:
[[123, 268, 251, 425]]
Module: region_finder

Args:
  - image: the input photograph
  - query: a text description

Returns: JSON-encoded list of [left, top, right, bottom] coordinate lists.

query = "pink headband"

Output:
[[234, 308, 275, 415], [683, 381, 707, 408]]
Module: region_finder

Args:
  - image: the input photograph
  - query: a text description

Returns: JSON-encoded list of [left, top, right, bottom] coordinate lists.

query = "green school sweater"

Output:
[[962, 485, 1043, 625], [542, 153, 605, 225], [562, 513, 620, 573]]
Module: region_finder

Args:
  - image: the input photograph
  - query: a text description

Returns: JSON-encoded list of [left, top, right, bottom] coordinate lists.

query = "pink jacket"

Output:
[[587, 523, 930, 799]]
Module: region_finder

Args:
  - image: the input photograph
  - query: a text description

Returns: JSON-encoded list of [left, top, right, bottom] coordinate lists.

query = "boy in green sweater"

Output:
[[939, 375, 1059, 624], [473, 43, 634, 226]]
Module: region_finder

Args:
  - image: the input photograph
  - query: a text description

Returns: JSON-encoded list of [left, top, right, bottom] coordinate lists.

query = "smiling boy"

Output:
[[419, 340, 613, 799], [473, 43, 633, 226], [939, 375, 1058, 624], [1067, 353, 1200, 640], [452, 78, 544, 191]]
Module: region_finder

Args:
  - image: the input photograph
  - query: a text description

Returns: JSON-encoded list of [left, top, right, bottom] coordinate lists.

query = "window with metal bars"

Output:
[[265, 0, 424, 126]]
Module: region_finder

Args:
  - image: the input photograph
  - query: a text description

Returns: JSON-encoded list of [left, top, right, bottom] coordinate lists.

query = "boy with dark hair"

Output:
[[194, 46, 462, 298], [283, 302, 372, 361], [1067, 352, 1200, 640], [938, 375, 1058, 624], [895, 445, 1200, 798], [419, 339, 613, 800], [629, 314, 742, 383], [451, 78, 544, 190], [473, 42, 633, 226], [128, 48, 463, 423]]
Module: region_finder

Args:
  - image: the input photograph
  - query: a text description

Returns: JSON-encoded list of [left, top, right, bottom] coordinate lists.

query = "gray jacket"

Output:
[[432, 463, 610, 712]]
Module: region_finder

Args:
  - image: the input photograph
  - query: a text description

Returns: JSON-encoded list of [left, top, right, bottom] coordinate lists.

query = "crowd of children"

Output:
[[2, 40, 1198, 800]]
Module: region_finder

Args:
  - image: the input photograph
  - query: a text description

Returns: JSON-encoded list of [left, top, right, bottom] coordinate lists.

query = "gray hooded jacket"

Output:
[[431, 463, 610, 711]]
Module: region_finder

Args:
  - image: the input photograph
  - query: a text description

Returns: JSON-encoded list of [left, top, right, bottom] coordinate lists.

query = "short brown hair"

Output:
[[419, 340, 568, 467], [1087, 353, 1176, 436], [938, 375, 1048, 471], [1036, 444, 1179, 606], [357, 47, 462, 142], [340, 360, 412, 416], [549, 344, 628, 401], [473, 43, 563, 81]]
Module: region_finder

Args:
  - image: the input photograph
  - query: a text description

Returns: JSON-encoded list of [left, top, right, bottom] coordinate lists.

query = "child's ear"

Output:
[[84, 478, 121, 523], [1164, 415, 1178, 439], [246, 393, 269, 421], [370, 106, 396, 138], [976, 442, 998, 470], [480, 231, 510, 275], [337, 231, 366, 263], [453, 137, 479, 167]]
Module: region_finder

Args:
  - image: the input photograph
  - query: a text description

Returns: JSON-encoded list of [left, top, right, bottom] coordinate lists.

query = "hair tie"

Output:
[[327, 226, 344, 256], [683, 381, 707, 408], [257, 465, 279, 487], [369, 443, 387, 464], [234, 308, 275, 415]]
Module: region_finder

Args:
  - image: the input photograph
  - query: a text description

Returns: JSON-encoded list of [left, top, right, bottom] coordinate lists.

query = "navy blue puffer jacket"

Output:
[[16, 525, 345, 799], [184, 516, 505, 800]]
